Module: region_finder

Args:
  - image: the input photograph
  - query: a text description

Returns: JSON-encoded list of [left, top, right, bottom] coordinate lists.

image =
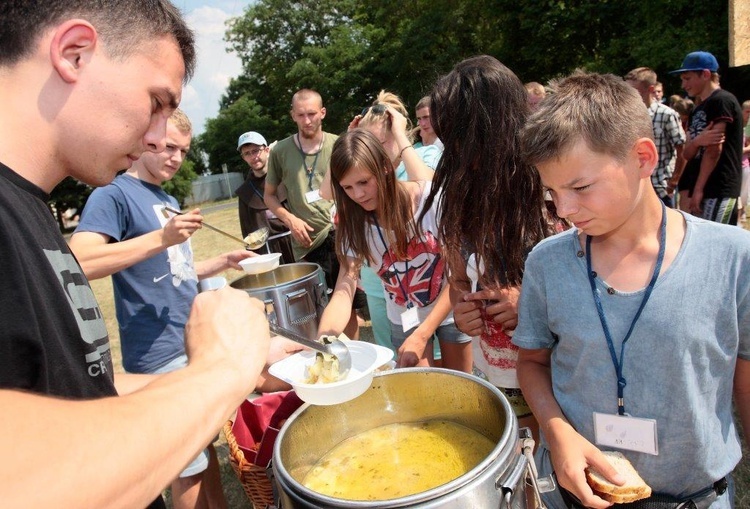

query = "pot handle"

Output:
[[519, 427, 556, 509], [495, 450, 526, 509], [285, 289, 317, 325], [263, 299, 277, 325]]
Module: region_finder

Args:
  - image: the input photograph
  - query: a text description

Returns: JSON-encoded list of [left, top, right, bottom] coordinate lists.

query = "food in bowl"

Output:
[[267, 342, 394, 405], [304, 336, 342, 384], [301, 419, 495, 500]]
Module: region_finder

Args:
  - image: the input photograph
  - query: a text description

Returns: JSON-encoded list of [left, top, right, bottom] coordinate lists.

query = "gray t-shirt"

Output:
[[513, 212, 750, 502]]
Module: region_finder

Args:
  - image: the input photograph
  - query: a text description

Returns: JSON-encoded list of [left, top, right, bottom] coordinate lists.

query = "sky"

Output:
[[175, 0, 255, 136]]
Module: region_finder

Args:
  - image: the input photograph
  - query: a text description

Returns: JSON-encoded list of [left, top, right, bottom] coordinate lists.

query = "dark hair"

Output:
[[330, 129, 417, 266], [0, 1, 195, 81], [423, 55, 549, 288]]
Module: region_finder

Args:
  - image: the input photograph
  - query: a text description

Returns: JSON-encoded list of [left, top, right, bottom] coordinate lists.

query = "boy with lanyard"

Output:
[[514, 71, 749, 508]]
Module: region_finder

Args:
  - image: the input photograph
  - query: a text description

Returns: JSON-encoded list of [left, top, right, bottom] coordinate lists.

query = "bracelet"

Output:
[[398, 144, 413, 158]]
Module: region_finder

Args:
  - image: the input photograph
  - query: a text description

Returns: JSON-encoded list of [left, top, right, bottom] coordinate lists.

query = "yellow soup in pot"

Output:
[[301, 420, 496, 500]]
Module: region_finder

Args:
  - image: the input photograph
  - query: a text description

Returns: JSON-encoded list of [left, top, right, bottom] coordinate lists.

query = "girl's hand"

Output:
[[396, 329, 430, 367], [348, 115, 362, 131], [453, 296, 484, 336], [461, 287, 520, 331], [385, 106, 408, 135]]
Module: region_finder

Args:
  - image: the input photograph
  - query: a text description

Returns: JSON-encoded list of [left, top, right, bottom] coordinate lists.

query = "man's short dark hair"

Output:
[[0, 1, 195, 81]]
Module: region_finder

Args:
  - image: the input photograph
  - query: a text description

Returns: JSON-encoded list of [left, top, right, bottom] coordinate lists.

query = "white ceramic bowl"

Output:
[[268, 342, 394, 405], [239, 252, 282, 275]]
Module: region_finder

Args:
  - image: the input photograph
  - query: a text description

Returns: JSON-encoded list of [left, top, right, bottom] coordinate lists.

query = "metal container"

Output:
[[231, 262, 328, 341], [273, 368, 536, 508]]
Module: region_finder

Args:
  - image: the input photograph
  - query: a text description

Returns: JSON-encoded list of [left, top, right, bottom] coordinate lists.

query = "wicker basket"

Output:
[[223, 420, 275, 509]]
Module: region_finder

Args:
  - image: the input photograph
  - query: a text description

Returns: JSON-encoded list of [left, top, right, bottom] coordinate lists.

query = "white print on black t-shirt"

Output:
[[45, 249, 112, 378], [688, 110, 708, 158]]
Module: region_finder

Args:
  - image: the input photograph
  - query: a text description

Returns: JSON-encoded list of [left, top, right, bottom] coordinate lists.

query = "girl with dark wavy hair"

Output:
[[422, 55, 552, 431], [317, 129, 471, 369]]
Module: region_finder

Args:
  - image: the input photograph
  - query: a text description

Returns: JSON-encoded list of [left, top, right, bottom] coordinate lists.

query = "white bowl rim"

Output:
[[268, 342, 394, 389], [239, 252, 282, 265]]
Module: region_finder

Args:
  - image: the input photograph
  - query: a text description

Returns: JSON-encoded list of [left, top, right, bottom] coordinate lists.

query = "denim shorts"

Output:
[[150, 355, 210, 478], [389, 321, 471, 351]]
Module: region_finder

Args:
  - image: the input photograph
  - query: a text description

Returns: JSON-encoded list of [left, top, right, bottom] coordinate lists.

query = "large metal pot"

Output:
[[273, 368, 538, 508], [231, 262, 328, 341]]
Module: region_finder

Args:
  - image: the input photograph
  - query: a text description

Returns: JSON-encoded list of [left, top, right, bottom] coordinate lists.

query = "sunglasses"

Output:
[[360, 104, 387, 117]]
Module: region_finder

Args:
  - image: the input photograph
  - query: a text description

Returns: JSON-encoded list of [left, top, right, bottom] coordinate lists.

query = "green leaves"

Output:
[[196, 0, 733, 175]]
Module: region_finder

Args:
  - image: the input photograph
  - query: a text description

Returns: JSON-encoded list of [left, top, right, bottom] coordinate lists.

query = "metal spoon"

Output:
[[268, 322, 352, 378], [161, 206, 252, 248], [243, 226, 269, 250]]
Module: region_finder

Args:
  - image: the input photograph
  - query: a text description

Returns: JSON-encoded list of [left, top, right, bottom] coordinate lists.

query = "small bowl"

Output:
[[239, 252, 282, 275], [268, 342, 394, 405]]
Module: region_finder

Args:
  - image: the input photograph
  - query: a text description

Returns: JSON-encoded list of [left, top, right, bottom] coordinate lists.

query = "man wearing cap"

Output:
[[670, 51, 743, 224], [235, 131, 294, 263]]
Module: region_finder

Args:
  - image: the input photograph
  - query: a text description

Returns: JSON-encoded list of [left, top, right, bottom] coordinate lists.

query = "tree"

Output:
[[162, 158, 198, 207], [200, 95, 280, 175], [48, 177, 92, 231], [202, 0, 737, 172]]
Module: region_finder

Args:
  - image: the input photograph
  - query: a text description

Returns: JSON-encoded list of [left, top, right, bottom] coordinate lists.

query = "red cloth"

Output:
[[231, 391, 304, 467]]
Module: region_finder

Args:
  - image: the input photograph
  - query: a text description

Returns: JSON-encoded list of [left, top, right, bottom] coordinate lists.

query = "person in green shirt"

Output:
[[264, 89, 361, 338]]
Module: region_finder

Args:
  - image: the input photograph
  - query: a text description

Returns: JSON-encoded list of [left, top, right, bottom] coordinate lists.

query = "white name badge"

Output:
[[593, 412, 659, 455], [401, 306, 420, 332], [305, 190, 322, 203]]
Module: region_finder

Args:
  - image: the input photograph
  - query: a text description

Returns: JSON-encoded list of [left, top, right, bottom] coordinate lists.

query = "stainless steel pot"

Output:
[[272, 368, 552, 508], [231, 263, 328, 341]]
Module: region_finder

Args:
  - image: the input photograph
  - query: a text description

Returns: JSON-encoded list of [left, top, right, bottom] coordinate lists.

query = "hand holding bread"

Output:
[[547, 423, 628, 508], [586, 451, 652, 504]]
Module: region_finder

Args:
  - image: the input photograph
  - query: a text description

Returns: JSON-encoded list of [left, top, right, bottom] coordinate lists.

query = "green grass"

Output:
[[82, 200, 749, 506]]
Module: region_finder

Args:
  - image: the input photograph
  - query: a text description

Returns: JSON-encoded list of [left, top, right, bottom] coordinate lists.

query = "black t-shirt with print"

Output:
[[687, 88, 743, 199], [0, 162, 116, 398]]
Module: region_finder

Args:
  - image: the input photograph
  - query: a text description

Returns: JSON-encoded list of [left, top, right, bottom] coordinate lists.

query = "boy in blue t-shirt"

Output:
[[514, 71, 749, 508]]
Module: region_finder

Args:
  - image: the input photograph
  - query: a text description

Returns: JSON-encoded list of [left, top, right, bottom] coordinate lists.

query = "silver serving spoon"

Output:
[[268, 322, 352, 378], [162, 206, 253, 249], [244, 226, 269, 250]]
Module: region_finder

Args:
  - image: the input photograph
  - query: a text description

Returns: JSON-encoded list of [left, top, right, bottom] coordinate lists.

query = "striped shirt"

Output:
[[649, 102, 686, 198]]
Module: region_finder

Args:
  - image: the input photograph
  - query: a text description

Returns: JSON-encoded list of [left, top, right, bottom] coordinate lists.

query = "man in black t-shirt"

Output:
[[235, 131, 295, 263], [0, 3, 273, 507], [671, 51, 743, 224]]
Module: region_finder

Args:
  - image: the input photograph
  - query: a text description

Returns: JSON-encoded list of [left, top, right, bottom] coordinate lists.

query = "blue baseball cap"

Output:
[[237, 131, 267, 150], [669, 51, 719, 74]]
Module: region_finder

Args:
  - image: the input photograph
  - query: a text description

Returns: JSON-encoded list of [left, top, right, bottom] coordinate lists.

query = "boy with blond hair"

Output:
[[515, 71, 749, 508]]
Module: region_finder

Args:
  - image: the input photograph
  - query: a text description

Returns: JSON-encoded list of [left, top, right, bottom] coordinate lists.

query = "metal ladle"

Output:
[[243, 226, 269, 250], [161, 206, 253, 248], [269, 322, 352, 378]]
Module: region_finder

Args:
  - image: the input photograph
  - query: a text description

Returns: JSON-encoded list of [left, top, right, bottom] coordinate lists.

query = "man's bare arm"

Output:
[[70, 209, 203, 280], [0, 288, 270, 509]]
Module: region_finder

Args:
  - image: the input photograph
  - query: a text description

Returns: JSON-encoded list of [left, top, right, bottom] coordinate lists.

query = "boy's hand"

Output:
[[548, 425, 624, 509]]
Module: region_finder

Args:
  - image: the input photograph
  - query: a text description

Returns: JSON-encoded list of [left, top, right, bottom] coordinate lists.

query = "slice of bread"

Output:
[[585, 451, 652, 504]]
